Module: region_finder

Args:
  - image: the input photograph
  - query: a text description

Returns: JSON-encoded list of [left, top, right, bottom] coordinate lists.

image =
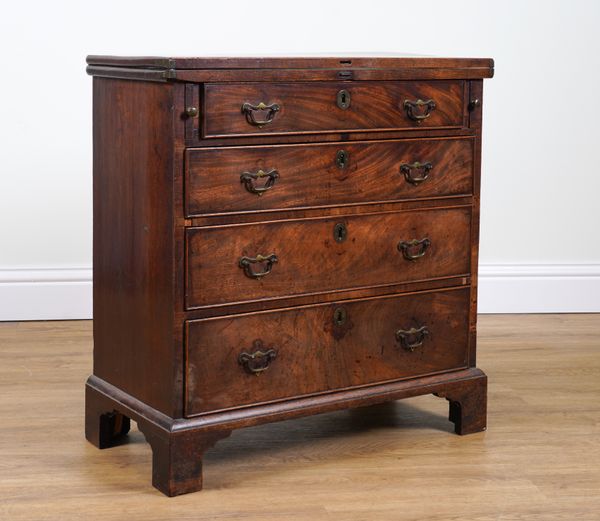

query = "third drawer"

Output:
[[185, 206, 471, 309]]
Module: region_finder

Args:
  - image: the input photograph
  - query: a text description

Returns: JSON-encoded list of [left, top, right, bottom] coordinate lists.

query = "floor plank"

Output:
[[0, 315, 599, 520]]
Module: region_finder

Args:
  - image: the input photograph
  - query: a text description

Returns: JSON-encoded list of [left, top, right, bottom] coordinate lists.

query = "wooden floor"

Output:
[[0, 315, 599, 520]]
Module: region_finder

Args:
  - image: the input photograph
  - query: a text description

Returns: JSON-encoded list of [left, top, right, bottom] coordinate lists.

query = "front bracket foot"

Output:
[[435, 372, 487, 435]]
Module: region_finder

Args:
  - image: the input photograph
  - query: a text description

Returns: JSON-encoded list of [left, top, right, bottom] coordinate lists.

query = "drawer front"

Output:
[[185, 138, 474, 217], [185, 207, 471, 308], [203, 81, 466, 137], [185, 287, 470, 415]]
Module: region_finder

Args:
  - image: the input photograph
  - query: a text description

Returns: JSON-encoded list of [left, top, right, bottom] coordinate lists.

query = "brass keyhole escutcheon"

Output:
[[334, 222, 347, 243], [333, 307, 347, 326], [335, 150, 349, 169], [336, 89, 351, 109]]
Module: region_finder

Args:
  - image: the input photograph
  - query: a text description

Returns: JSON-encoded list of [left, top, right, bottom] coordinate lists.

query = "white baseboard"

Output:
[[0, 264, 599, 321], [0, 268, 92, 321], [477, 263, 600, 313]]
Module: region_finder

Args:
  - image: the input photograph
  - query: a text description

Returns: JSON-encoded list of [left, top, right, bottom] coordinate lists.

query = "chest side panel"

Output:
[[92, 77, 179, 416]]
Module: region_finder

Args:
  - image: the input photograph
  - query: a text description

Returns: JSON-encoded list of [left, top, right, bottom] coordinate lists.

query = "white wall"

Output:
[[1, 0, 599, 320]]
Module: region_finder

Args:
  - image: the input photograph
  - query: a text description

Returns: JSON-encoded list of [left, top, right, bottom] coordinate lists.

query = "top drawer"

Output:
[[202, 81, 466, 138]]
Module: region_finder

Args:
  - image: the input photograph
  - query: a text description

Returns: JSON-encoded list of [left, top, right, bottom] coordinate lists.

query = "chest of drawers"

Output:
[[84, 55, 494, 496]]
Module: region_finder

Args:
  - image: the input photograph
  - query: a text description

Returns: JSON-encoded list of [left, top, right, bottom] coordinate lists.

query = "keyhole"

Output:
[[333, 307, 347, 326], [336, 89, 351, 109], [335, 150, 348, 169], [334, 222, 347, 243]]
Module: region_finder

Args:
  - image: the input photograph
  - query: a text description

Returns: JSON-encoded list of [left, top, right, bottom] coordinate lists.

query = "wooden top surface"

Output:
[[87, 54, 494, 73], [86, 55, 494, 81]]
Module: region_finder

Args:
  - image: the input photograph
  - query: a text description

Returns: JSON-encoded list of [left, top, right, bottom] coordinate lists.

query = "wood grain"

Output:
[[186, 287, 470, 415], [182, 275, 471, 320], [86, 55, 494, 83], [186, 125, 477, 148], [185, 207, 472, 308], [86, 56, 491, 496], [185, 137, 474, 217], [1, 315, 598, 518], [92, 78, 180, 417], [186, 195, 474, 228], [203, 81, 465, 137], [468, 79, 485, 367], [86, 54, 495, 71]]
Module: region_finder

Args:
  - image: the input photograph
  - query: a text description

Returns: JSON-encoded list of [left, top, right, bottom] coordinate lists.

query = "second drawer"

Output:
[[185, 206, 471, 308], [185, 137, 474, 217]]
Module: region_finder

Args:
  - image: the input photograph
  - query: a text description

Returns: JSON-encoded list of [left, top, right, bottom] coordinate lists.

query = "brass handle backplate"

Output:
[[239, 253, 278, 279], [400, 162, 433, 185], [398, 238, 431, 261], [240, 169, 279, 195], [238, 340, 277, 375], [395, 326, 430, 352], [403, 99, 436, 121], [241, 102, 281, 127]]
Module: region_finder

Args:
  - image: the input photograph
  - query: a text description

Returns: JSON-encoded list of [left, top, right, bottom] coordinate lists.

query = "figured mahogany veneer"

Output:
[[85, 54, 493, 496], [185, 207, 471, 308], [202, 80, 466, 137], [185, 137, 474, 217], [185, 287, 470, 415]]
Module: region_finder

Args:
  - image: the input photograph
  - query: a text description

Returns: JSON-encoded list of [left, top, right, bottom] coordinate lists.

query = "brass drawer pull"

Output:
[[400, 161, 433, 185], [395, 326, 430, 352], [240, 169, 279, 195], [238, 341, 277, 375], [403, 98, 436, 121], [239, 253, 278, 279], [241, 101, 281, 127], [398, 238, 431, 261]]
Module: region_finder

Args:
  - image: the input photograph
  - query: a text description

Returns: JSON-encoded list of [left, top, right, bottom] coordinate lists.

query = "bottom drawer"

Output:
[[185, 287, 470, 416]]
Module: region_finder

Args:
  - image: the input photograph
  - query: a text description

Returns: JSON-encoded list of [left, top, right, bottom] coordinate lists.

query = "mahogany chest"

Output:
[[85, 55, 494, 496]]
